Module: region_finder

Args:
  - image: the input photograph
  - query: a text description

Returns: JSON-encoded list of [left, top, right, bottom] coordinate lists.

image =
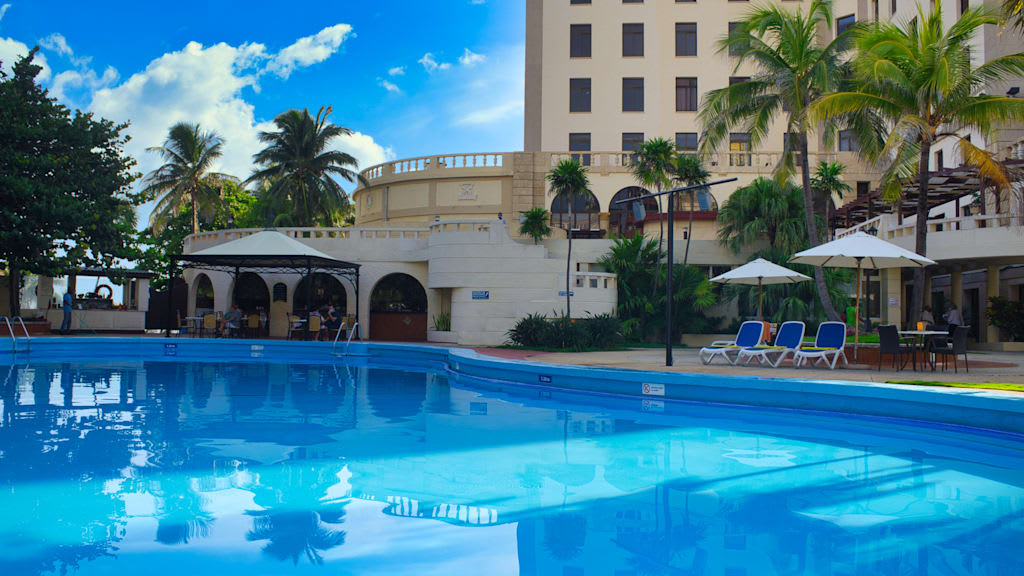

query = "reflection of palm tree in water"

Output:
[[155, 477, 214, 545], [245, 461, 349, 565]]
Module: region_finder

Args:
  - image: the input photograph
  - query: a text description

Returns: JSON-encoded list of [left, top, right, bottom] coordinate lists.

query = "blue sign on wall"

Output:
[[558, 291, 575, 297], [472, 290, 490, 300]]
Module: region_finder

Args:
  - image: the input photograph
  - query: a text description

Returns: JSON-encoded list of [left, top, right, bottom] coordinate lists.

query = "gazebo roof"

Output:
[[173, 230, 359, 275]]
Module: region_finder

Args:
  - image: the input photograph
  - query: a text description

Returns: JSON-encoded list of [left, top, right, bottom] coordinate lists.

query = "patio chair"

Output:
[[737, 321, 805, 367], [699, 321, 765, 365], [308, 315, 322, 341], [877, 324, 912, 371], [176, 312, 188, 337], [287, 315, 302, 340], [931, 325, 969, 373], [202, 313, 218, 338], [794, 321, 848, 369], [246, 314, 260, 339]]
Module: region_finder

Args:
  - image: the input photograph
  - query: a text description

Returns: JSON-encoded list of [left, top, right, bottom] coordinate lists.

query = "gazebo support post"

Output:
[[165, 260, 177, 338], [666, 190, 675, 367], [854, 257, 863, 361], [354, 268, 361, 340], [304, 258, 313, 340]]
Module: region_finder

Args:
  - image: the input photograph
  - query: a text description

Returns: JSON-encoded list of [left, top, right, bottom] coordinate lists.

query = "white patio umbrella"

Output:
[[789, 232, 936, 359], [710, 258, 810, 321]]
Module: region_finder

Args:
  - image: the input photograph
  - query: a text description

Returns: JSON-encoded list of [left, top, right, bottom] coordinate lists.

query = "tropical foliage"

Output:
[[246, 106, 361, 227], [630, 138, 676, 255], [597, 235, 717, 341], [810, 160, 850, 240], [505, 313, 624, 351], [0, 50, 142, 316], [986, 297, 1024, 341], [547, 159, 591, 318], [813, 0, 1024, 323], [142, 122, 229, 234], [670, 153, 711, 270], [699, 0, 847, 321], [519, 207, 552, 244]]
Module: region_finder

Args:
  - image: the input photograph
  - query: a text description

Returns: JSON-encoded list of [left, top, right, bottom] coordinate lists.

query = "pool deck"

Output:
[[473, 347, 1024, 386]]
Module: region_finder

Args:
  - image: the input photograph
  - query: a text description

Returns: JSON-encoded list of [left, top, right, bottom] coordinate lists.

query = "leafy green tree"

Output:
[[813, 0, 1024, 323], [699, 0, 847, 321], [1003, 0, 1024, 29], [810, 161, 850, 241], [547, 159, 591, 320], [519, 207, 552, 244], [0, 49, 141, 316], [142, 122, 228, 234], [246, 106, 361, 227], [630, 138, 675, 257], [670, 153, 711, 271]]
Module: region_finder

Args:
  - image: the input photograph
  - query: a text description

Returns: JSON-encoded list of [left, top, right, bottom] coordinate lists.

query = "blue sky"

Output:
[[0, 0, 525, 220]]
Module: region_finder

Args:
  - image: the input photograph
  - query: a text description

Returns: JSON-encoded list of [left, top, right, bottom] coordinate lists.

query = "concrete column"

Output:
[[923, 275, 932, 307], [986, 265, 1000, 343], [37, 276, 54, 310], [951, 267, 963, 316], [137, 279, 150, 312], [883, 269, 901, 326]]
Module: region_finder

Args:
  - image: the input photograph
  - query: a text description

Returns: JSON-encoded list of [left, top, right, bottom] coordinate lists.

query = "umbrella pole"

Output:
[[855, 260, 862, 361], [758, 278, 763, 322]]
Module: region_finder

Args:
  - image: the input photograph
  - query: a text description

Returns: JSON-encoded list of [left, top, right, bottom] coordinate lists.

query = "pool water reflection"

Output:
[[0, 360, 1021, 575]]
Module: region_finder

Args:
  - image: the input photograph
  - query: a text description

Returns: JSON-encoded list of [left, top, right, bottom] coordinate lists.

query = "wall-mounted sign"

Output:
[[642, 383, 665, 396], [164, 343, 177, 357], [458, 183, 477, 200], [538, 375, 552, 383], [472, 290, 490, 300], [888, 296, 899, 307], [558, 291, 575, 297]]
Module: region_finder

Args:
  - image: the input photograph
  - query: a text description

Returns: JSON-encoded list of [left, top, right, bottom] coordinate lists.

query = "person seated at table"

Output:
[[921, 305, 935, 328], [325, 304, 341, 331], [223, 304, 243, 337], [943, 304, 962, 331]]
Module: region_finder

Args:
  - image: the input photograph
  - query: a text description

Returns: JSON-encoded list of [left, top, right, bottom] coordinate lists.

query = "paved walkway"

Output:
[[476, 347, 1024, 385]]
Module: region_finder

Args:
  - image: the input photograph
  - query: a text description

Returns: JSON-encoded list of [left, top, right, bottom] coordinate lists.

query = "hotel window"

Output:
[[728, 22, 745, 56], [838, 129, 859, 152], [960, 0, 969, 15], [676, 23, 697, 56], [676, 132, 698, 152], [675, 77, 698, 111], [857, 181, 870, 198], [676, 0, 696, 3], [569, 78, 591, 112], [570, 0, 591, 4], [729, 133, 751, 166], [569, 132, 591, 166], [837, 14, 855, 36], [935, 149, 944, 170], [622, 77, 644, 111], [570, 24, 592, 58], [891, 0, 897, 14], [729, 76, 749, 86], [623, 23, 644, 57], [622, 132, 644, 163]]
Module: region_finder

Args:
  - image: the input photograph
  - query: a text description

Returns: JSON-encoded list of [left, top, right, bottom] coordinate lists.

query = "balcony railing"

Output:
[[359, 153, 509, 184]]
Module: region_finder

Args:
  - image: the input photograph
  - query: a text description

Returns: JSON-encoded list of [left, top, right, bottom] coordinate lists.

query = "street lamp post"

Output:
[[614, 177, 737, 366]]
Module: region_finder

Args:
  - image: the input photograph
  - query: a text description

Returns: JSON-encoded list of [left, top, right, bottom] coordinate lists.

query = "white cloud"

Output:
[[456, 100, 522, 126], [50, 65, 118, 102], [265, 23, 352, 79], [337, 131, 394, 172], [458, 48, 486, 67], [418, 52, 451, 72], [0, 37, 50, 81], [469, 0, 486, 4], [387, 66, 404, 76], [39, 33, 72, 57], [0, 4, 10, 22], [378, 78, 400, 93]]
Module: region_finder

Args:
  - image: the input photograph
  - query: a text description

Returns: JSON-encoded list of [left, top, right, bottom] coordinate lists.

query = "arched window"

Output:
[[293, 273, 348, 316], [671, 186, 719, 214], [609, 187, 659, 238], [194, 274, 214, 312], [371, 273, 427, 313], [550, 190, 601, 232], [233, 272, 269, 315]]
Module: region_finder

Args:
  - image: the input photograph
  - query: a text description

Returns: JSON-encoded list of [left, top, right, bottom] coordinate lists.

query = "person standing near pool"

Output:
[[61, 291, 73, 334]]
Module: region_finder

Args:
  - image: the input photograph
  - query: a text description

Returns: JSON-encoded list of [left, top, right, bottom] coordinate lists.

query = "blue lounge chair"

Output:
[[737, 321, 806, 367], [699, 321, 765, 365], [793, 321, 848, 369]]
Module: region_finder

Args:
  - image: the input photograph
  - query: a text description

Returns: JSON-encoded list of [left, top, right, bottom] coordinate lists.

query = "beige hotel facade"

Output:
[[164, 0, 1024, 347]]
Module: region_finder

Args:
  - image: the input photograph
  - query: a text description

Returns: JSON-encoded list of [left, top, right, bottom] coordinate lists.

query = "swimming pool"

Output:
[[0, 341, 1022, 574]]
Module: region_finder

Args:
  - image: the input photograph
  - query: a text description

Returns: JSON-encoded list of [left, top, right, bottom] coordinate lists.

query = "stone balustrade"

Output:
[[359, 153, 510, 184]]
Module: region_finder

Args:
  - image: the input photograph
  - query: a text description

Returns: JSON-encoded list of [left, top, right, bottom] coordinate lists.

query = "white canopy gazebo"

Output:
[[790, 231, 936, 358], [710, 258, 810, 321], [168, 230, 361, 338]]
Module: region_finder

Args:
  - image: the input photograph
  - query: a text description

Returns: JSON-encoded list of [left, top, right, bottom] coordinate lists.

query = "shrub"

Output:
[[431, 311, 451, 331], [506, 313, 551, 347], [579, 313, 624, 348], [546, 316, 589, 351], [986, 297, 1024, 341]]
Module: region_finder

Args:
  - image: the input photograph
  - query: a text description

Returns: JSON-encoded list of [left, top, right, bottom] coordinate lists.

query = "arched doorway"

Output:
[[370, 273, 427, 341], [293, 273, 348, 316], [551, 190, 602, 236], [194, 274, 214, 314], [233, 272, 269, 315], [609, 187, 659, 237]]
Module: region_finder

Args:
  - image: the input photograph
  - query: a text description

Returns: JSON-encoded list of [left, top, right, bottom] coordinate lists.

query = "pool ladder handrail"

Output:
[[1, 316, 30, 352], [332, 321, 360, 356]]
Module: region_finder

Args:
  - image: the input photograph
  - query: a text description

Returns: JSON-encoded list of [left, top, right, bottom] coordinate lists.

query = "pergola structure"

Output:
[[167, 230, 360, 338], [832, 160, 1024, 230]]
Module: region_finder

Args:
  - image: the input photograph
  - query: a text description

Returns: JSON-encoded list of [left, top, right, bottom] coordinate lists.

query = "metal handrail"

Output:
[[1, 316, 30, 351], [332, 321, 360, 356]]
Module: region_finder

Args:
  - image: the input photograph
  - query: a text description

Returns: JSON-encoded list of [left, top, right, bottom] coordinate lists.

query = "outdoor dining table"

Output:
[[898, 330, 948, 371], [185, 316, 203, 336]]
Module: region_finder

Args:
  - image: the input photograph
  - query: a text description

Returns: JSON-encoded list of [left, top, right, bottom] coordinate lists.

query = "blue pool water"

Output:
[[0, 358, 1022, 575]]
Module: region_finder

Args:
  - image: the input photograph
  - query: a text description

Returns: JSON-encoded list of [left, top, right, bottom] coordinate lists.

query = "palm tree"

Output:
[[547, 159, 592, 319], [519, 207, 552, 244], [246, 106, 362, 227], [142, 122, 227, 234], [1003, 0, 1024, 29], [813, 0, 1024, 322], [810, 161, 850, 241], [630, 138, 676, 256], [717, 177, 807, 255], [699, 0, 847, 321], [670, 154, 711, 271]]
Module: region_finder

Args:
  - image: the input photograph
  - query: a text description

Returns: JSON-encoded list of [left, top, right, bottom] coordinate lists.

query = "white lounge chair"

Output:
[[737, 321, 805, 367], [793, 321, 849, 369], [699, 321, 765, 365]]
